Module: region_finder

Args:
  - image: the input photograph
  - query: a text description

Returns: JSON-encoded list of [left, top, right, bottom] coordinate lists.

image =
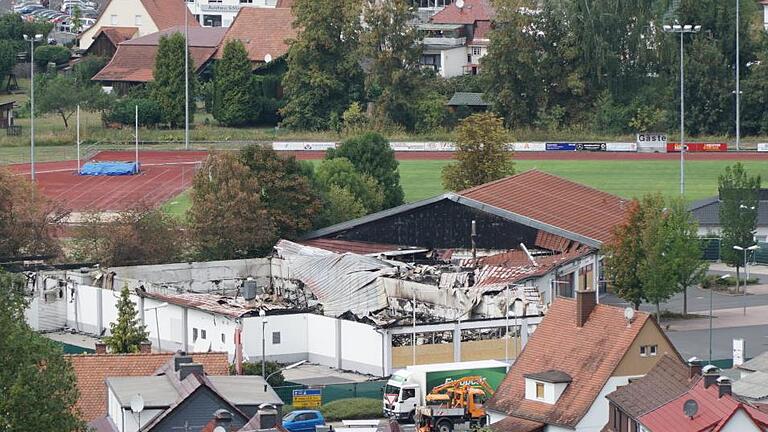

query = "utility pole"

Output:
[[735, 0, 741, 151], [184, 2, 190, 151]]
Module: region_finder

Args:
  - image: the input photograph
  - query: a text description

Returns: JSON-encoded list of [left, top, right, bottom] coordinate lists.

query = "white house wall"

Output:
[[79, 0, 156, 50], [143, 298, 184, 353], [719, 408, 763, 432], [187, 307, 236, 355], [575, 375, 640, 432], [242, 314, 309, 365], [340, 319, 385, 376], [440, 46, 467, 78], [307, 314, 338, 366]]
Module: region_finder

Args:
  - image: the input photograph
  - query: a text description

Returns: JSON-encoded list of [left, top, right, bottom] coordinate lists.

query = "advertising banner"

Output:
[[606, 142, 638, 152], [667, 143, 727, 152], [636, 133, 668, 153], [511, 142, 547, 152], [575, 142, 607, 151], [273, 142, 337, 151], [545, 142, 576, 151], [757, 143, 768, 152]]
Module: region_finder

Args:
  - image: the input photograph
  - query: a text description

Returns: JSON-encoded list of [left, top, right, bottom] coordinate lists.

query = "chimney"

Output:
[[575, 289, 596, 327], [174, 352, 194, 371], [234, 324, 243, 376], [179, 362, 204, 381], [95, 342, 107, 354], [717, 376, 732, 398], [139, 341, 152, 353], [703, 365, 719, 388], [254, 404, 279, 429], [688, 357, 702, 379]]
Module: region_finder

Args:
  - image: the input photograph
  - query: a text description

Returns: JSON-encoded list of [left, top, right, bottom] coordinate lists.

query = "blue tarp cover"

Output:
[[79, 161, 139, 176]]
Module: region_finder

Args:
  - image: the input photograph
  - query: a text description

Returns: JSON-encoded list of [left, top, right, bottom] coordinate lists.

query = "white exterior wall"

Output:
[[719, 408, 763, 432], [467, 45, 487, 65], [440, 46, 467, 77], [188, 307, 236, 356], [697, 226, 768, 243], [79, 0, 156, 50], [574, 376, 640, 432], [242, 314, 309, 364], [340, 320, 384, 376], [764, 4, 768, 31], [108, 388, 124, 432], [187, 0, 277, 28], [307, 314, 338, 366], [143, 298, 184, 353]]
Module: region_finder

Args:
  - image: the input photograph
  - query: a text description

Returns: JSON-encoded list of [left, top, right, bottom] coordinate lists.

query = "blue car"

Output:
[[282, 410, 326, 432]]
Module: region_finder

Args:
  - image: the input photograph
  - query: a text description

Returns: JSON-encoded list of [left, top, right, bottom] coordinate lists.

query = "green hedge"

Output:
[[319, 398, 381, 421]]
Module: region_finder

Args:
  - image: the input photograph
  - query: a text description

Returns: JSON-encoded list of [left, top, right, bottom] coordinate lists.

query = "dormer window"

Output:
[[524, 370, 572, 405]]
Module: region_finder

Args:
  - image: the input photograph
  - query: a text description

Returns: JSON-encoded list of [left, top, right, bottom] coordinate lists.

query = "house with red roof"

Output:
[[79, 0, 198, 51], [418, 0, 494, 77], [486, 291, 680, 432]]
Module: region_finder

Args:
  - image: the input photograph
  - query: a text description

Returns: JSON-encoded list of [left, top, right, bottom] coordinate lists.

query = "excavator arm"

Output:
[[428, 376, 495, 397]]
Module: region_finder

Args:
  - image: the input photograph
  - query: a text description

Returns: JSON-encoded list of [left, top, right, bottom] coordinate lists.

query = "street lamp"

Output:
[[736, 0, 741, 151], [23, 33, 43, 181], [733, 244, 759, 315], [263, 360, 307, 392], [260, 309, 267, 378], [144, 302, 168, 351], [710, 274, 730, 364], [662, 23, 701, 196]]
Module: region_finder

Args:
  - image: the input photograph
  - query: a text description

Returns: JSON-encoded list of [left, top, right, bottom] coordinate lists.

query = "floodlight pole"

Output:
[[184, 3, 189, 151], [76, 105, 80, 173], [25, 35, 42, 181], [736, 0, 741, 151], [135, 105, 139, 170]]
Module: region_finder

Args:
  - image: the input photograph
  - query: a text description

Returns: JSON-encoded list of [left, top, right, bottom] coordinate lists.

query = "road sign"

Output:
[[292, 389, 322, 408]]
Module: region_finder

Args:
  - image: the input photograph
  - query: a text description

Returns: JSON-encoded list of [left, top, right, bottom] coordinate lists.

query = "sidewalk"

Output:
[[665, 304, 768, 332], [709, 262, 768, 276]]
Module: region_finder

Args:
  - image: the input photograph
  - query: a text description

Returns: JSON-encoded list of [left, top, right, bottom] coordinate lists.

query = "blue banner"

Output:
[[545, 142, 576, 151]]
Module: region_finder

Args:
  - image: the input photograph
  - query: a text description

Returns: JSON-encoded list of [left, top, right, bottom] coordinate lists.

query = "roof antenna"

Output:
[[471, 220, 477, 259]]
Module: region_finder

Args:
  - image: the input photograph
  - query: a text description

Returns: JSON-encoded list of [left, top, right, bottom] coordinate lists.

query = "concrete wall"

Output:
[[340, 320, 384, 375], [144, 297, 185, 353], [307, 314, 338, 366]]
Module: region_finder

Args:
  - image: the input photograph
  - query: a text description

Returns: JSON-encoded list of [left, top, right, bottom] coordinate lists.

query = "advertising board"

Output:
[[606, 142, 637, 152], [545, 142, 576, 151], [272, 142, 337, 151], [575, 142, 607, 151], [636, 133, 668, 153], [511, 142, 547, 152], [667, 143, 727, 152], [757, 143, 768, 152]]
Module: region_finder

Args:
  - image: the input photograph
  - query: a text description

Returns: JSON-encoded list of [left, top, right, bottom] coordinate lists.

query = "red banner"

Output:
[[667, 143, 728, 152]]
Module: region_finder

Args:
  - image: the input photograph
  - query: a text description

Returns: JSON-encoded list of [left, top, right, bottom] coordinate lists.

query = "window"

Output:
[[192, 328, 198, 342], [272, 331, 281, 344], [221, 333, 226, 344], [110, 14, 118, 25], [134, 15, 142, 26], [535, 382, 545, 399], [240, 0, 253, 3], [471, 47, 482, 56], [649, 344, 657, 356], [200, 329, 207, 340], [202, 14, 222, 27], [640, 345, 647, 357], [402, 388, 416, 400], [640, 345, 658, 357]]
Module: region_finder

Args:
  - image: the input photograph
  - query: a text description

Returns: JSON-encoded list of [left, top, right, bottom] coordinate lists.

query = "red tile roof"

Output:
[[300, 238, 416, 255], [140, 0, 199, 31], [490, 416, 544, 432], [638, 377, 768, 431], [93, 26, 138, 46], [487, 299, 653, 428], [68, 352, 229, 421], [460, 170, 628, 244], [430, 0, 494, 24], [215, 8, 296, 64], [93, 27, 227, 82]]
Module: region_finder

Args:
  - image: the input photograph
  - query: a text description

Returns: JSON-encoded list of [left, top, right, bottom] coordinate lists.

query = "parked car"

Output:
[[282, 410, 325, 432]]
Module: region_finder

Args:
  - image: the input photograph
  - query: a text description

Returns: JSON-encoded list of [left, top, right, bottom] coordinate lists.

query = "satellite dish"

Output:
[[624, 307, 635, 322], [213, 427, 226, 432], [455, 0, 464, 8], [130, 394, 145, 414], [683, 399, 699, 418], [264, 53, 272, 63]]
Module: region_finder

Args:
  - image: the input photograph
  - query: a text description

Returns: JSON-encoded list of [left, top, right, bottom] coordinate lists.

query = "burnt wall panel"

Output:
[[330, 200, 538, 249]]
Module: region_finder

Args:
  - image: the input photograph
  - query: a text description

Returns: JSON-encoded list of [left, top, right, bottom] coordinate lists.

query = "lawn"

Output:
[[161, 189, 191, 218], [160, 159, 768, 217]]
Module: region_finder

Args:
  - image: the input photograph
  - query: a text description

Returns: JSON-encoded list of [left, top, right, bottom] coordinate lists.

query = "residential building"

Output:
[[419, 0, 493, 77], [690, 189, 768, 243], [95, 353, 283, 432], [732, 351, 768, 407], [79, 0, 198, 51], [213, 7, 295, 66], [186, 0, 280, 28], [92, 26, 227, 92], [636, 366, 768, 431], [84, 27, 138, 58], [487, 291, 679, 432], [67, 351, 229, 422], [604, 354, 697, 432]]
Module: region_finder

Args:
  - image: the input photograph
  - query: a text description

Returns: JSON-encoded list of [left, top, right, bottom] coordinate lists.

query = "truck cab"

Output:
[[383, 370, 421, 421]]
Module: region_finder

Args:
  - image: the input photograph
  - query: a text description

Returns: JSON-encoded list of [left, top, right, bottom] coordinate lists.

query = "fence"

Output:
[[700, 238, 768, 265], [274, 380, 387, 406]]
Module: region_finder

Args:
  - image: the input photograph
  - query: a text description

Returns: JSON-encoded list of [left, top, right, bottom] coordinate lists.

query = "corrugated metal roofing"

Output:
[[733, 371, 768, 400], [447, 92, 490, 106]]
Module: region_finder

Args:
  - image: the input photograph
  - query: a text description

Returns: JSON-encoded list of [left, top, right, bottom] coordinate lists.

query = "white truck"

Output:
[[382, 360, 509, 422]]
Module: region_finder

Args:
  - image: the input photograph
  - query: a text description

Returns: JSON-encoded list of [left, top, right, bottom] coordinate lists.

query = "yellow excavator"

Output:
[[416, 376, 495, 432]]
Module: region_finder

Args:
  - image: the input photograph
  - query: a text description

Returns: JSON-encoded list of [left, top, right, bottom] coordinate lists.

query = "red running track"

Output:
[[282, 150, 768, 161], [6, 151, 210, 212]]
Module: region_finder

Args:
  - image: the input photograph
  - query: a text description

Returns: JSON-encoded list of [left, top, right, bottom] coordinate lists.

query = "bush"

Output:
[[319, 398, 381, 421], [701, 274, 759, 289], [73, 56, 108, 82], [34, 45, 71, 69], [104, 98, 162, 127], [228, 360, 285, 387]]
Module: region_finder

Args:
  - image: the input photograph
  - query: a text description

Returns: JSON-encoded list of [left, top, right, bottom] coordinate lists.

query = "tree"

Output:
[[318, 184, 368, 226], [33, 45, 71, 69], [442, 113, 514, 190], [718, 163, 761, 288], [151, 32, 196, 128], [638, 195, 676, 321], [280, 0, 364, 130], [0, 168, 67, 258], [360, 0, 422, 129], [188, 152, 276, 260], [0, 40, 16, 88], [326, 132, 404, 208], [0, 271, 86, 432], [69, 206, 185, 267], [213, 40, 254, 127], [35, 73, 111, 128], [665, 197, 708, 316], [315, 158, 384, 214], [104, 97, 162, 127], [73, 55, 108, 82], [238, 145, 322, 239], [103, 285, 149, 353], [605, 199, 651, 310], [230, 361, 285, 386]]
